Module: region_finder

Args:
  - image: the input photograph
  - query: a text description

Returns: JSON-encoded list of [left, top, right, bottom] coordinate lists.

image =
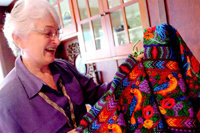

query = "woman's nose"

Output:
[[52, 35, 61, 45]]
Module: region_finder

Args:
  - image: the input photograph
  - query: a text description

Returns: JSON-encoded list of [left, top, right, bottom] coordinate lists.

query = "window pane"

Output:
[[124, 0, 132, 3], [107, 0, 120, 9], [110, 10, 127, 46], [82, 23, 93, 52], [88, 0, 99, 16], [92, 18, 103, 50], [125, 3, 143, 43], [49, 0, 57, 5], [54, 5, 60, 19], [60, 0, 72, 27], [78, 0, 88, 20]]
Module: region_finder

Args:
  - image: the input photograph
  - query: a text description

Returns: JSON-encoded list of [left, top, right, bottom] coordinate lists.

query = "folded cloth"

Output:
[[76, 24, 200, 133]]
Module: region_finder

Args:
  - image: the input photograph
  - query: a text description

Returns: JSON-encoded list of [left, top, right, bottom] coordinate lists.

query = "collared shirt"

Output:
[[0, 56, 111, 133]]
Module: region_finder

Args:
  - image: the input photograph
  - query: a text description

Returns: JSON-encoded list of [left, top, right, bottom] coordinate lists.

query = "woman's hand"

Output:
[[67, 129, 77, 133], [135, 53, 144, 62]]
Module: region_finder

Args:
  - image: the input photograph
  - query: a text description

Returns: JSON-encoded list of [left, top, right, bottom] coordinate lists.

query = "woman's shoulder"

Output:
[[0, 68, 27, 109], [52, 58, 82, 78], [53, 58, 77, 72], [53, 58, 73, 67], [0, 68, 21, 97]]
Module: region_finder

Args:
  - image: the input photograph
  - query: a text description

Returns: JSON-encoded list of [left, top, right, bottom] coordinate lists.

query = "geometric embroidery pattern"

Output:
[[77, 24, 200, 133], [143, 60, 179, 70]]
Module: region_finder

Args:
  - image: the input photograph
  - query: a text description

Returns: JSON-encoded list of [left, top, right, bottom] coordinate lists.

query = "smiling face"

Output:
[[18, 13, 60, 68]]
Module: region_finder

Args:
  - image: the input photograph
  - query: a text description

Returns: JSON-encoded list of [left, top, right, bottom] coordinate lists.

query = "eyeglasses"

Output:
[[32, 26, 63, 40]]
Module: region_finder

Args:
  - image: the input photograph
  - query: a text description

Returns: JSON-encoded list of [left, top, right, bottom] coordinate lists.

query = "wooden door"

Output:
[[73, 0, 111, 63], [103, 0, 149, 57]]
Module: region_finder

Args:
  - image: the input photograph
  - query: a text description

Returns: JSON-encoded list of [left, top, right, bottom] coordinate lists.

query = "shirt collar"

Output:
[[16, 56, 62, 98]]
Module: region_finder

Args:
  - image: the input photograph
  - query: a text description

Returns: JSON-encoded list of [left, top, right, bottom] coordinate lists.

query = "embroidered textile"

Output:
[[76, 24, 200, 133]]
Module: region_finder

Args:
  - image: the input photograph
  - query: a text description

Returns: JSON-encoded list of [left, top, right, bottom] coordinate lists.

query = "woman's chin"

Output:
[[44, 56, 55, 65]]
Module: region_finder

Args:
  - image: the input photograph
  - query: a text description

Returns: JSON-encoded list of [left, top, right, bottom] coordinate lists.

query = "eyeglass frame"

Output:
[[32, 26, 63, 40]]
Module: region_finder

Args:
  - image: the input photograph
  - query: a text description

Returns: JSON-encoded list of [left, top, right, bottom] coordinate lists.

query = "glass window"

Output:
[[110, 10, 127, 46], [78, 0, 88, 20], [49, 0, 57, 5], [92, 18, 103, 50], [60, 0, 72, 27], [123, 0, 132, 3], [82, 23, 93, 52], [125, 3, 143, 43], [54, 5, 60, 18], [88, 0, 100, 16], [107, 0, 120, 9]]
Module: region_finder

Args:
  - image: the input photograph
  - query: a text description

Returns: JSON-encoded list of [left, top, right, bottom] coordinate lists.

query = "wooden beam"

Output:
[[157, 0, 167, 24], [146, 0, 167, 26]]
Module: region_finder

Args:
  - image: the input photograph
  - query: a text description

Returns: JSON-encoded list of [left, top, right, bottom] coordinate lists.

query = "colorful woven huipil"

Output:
[[76, 24, 200, 133]]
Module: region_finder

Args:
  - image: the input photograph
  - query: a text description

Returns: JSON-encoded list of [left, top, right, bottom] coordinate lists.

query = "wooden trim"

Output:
[[146, 0, 167, 26], [157, 0, 167, 24], [87, 0, 104, 16], [121, 1, 130, 43], [52, 0, 61, 6], [98, 0, 104, 13], [123, 0, 139, 6], [79, 15, 101, 24], [104, 13, 116, 57], [139, 0, 150, 28], [56, 3, 64, 27], [68, 0, 77, 33], [69, 0, 76, 25], [73, 0, 81, 23], [102, 0, 109, 10], [85, 0, 95, 51], [85, 0, 91, 18], [89, 21, 96, 50], [60, 32, 78, 41]]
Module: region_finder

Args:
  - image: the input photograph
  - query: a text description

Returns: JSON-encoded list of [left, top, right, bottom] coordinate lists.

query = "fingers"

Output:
[[136, 53, 144, 62], [67, 129, 76, 133]]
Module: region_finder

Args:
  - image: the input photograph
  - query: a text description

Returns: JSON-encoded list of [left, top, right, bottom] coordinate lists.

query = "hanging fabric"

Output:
[[76, 24, 200, 133]]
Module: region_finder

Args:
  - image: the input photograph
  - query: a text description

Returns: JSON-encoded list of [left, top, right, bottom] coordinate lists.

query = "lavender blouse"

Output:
[[0, 56, 111, 133]]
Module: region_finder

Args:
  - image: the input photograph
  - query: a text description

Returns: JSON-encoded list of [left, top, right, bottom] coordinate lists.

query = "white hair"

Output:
[[3, 0, 61, 57]]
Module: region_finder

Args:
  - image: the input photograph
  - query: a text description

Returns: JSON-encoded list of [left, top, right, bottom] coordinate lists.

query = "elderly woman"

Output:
[[0, 0, 111, 132]]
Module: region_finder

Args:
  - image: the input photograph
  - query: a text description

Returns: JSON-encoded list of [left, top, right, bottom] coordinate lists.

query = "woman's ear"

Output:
[[12, 33, 24, 49]]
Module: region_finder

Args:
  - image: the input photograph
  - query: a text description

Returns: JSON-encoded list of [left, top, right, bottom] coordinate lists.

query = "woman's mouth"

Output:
[[45, 48, 57, 55], [45, 48, 56, 52]]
